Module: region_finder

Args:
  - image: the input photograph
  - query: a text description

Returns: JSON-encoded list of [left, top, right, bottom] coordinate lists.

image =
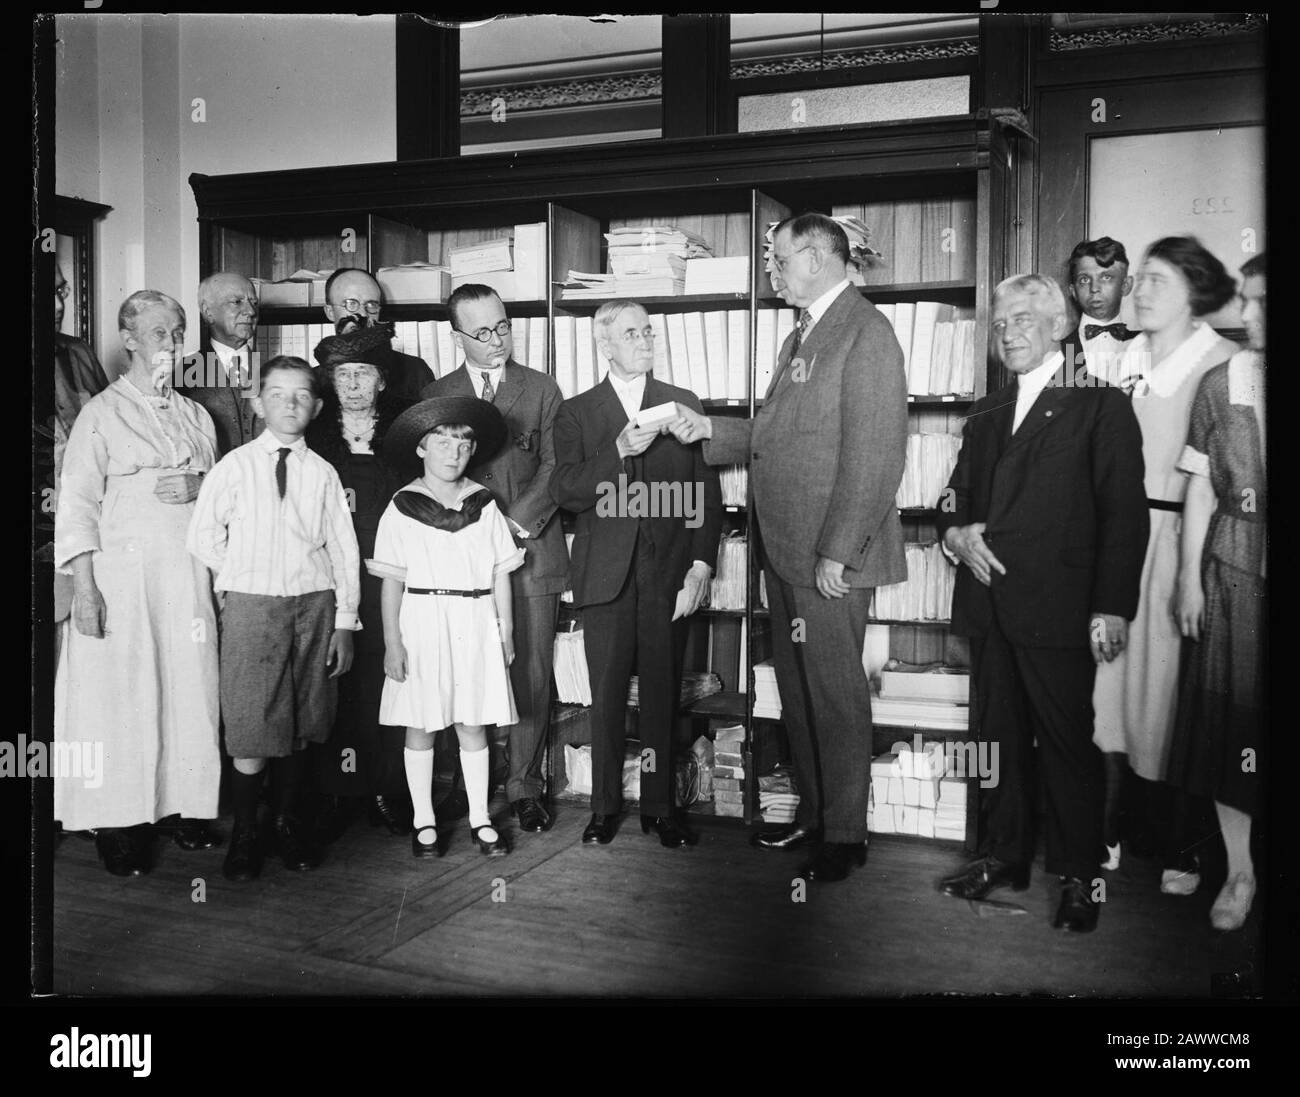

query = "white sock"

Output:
[[462, 745, 497, 840], [404, 747, 437, 841]]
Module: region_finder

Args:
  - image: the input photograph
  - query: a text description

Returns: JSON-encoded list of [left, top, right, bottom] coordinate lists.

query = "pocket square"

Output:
[[515, 430, 536, 451]]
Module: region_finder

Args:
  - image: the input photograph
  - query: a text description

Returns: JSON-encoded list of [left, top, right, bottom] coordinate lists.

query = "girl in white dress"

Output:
[[369, 397, 523, 858]]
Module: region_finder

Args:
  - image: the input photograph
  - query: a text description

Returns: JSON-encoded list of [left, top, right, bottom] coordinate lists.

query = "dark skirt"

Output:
[[1168, 554, 1264, 815]]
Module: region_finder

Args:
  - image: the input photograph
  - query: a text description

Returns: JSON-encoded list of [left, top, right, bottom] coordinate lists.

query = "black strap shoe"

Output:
[[640, 814, 697, 848], [96, 828, 148, 877], [799, 841, 866, 882], [582, 813, 616, 845], [173, 818, 223, 851], [938, 855, 1030, 900], [752, 822, 822, 851], [471, 824, 509, 857], [273, 814, 322, 871], [411, 825, 443, 858], [1054, 877, 1100, 932], [512, 797, 551, 833], [370, 795, 413, 836], [222, 823, 263, 882]]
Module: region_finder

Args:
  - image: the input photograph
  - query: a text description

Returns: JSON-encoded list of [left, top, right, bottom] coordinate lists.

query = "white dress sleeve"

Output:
[[366, 500, 408, 582], [485, 499, 526, 577]]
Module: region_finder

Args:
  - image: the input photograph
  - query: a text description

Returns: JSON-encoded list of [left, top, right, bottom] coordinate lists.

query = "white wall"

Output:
[[55, 13, 397, 375]]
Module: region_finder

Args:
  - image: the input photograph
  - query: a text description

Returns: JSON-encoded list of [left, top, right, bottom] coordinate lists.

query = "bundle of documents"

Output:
[[713, 724, 746, 817], [377, 262, 452, 305], [552, 629, 592, 705], [753, 659, 782, 720], [871, 690, 969, 732], [683, 256, 749, 295], [627, 670, 721, 708], [710, 532, 748, 611], [876, 304, 977, 397], [253, 269, 332, 307], [879, 660, 970, 705], [447, 237, 512, 277], [870, 542, 955, 621], [558, 224, 713, 300], [443, 223, 547, 301], [867, 746, 966, 839], [720, 464, 748, 507], [895, 433, 963, 509], [763, 216, 883, 282], [758, 764, 798, 823]]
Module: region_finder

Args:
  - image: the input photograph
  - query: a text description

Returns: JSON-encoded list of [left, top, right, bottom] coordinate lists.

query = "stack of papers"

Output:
[[896, 433, 963, 509], [757, 765, 798, 824], [876, 305, 977, 397], [254, 269, 331, 307], [720, 464, 747, 507], [872, 691, 969, 732], [870, 542, 955, 621], [713, 724, 746, 816], [753, 659, 781, 719], [558, 225, 714, 300], [710, 532, 748, 610], [377, 262, 452, 304], [867, 746, 965, 838], [879, 660, 970, 705], [552, 629, 592, 705]]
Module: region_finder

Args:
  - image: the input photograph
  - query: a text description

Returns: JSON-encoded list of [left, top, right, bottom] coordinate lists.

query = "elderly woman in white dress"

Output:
[[55, 291, 223, 876]]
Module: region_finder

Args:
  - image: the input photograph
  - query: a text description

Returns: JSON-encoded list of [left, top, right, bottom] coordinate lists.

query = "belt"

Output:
[[405, 587, 492, 597], [1147, 499, 1184, 513]]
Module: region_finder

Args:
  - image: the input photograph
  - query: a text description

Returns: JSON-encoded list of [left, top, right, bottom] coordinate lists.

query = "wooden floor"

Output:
[[52, 801, 1264, 998]]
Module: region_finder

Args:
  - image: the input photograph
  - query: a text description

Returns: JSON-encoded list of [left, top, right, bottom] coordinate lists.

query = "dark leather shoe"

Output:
[[641, 814, 696, 848], [436, 788, 470, 822], [173, 818, 222, 851], [1054, 877, 1099, 932], [472, 824, 509, 857], [273, 814, 321, 871], [512, 797, 551, 833], [411, 825, 443, 858], [752, 822, 822, 851], [939, 855, 1030, 900], [800, 841, 866, 882], [312, 794, 355, 846], [222, 823, 263, 882], [369, 795, 412, 836], [96, 828, 148, 877], [582, 813, 615, 845]]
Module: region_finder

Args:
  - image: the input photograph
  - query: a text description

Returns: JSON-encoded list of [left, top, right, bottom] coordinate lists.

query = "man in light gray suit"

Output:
[[669, 213, 908, 882]]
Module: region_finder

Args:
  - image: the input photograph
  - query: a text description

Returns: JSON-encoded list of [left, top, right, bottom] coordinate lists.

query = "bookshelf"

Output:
[[192, 114, 1018, 842]]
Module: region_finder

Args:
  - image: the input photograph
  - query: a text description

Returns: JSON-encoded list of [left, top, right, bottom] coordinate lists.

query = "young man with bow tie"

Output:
[[1065, 236, 1139, 388]]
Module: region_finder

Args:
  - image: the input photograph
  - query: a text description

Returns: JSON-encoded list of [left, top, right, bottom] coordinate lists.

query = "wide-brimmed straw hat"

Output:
[[384, 395, 507, 469]]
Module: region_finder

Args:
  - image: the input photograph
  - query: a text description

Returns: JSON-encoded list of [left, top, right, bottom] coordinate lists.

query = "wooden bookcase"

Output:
[[192, 113, 1019, 844]]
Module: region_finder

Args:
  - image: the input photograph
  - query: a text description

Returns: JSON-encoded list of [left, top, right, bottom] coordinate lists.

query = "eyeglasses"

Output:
[[340, 298, 382, 315], [55, 285, 70, 300], [771, 244, 814, 273], [455, 319, 512, 343], [615, 326, 656, 345]]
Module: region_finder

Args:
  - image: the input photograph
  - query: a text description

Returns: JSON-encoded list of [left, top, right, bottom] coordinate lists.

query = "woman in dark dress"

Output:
[[308, 324, 417, 838], [1171, 254, 1266, 932]]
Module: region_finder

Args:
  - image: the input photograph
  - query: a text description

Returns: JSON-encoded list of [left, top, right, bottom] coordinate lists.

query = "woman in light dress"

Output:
[[55, 291, 222, 876], [1091, 237, 1238, 891]]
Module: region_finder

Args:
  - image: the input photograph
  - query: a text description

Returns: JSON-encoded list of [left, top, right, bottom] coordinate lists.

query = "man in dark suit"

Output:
[[935, 273, 1149, 933], [1064, 236, 1139, 388], [182, 271, 263, 456], [668, 213, 908, 882], [421, 284, 568, 833], [323, 268, 433, 402], [551, 300, 722, 847]]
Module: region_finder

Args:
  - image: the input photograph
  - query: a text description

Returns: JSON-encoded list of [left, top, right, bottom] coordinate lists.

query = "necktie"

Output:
[[791, 309, 811, 354], [230, 354, 243, 388], [276, 446, 290, 499], [480, 371, 495, 403], [1084, 322, 1127, 341]]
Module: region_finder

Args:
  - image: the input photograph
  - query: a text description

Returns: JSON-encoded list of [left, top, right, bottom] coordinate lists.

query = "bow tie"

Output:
[[1084, 322, 1127, 340]]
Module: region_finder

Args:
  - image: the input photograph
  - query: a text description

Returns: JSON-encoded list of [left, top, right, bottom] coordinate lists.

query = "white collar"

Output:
[[1080, 312, 1124, 332], [211, 339, 251, 367], [1124, 322, 1221, 398], [608, 371, 647, 394], [1017, 350, 1065, 393], [255, 430, 306, 455], [407, 478, 484, 509], [805, 279, 851, 326]]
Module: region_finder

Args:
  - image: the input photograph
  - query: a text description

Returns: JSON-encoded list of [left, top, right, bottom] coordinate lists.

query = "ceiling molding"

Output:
[[1049, 13, 1264, 51]]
